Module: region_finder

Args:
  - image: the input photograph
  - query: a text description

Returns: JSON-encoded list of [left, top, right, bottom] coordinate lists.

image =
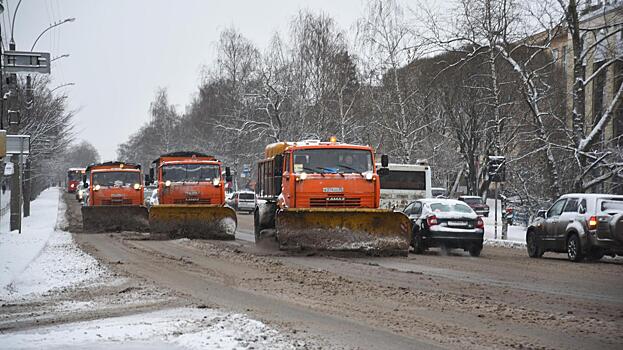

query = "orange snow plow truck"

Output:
[[147, 152, 236, 239], [81, 161, 149, 232], [254, 139, 411, 255]]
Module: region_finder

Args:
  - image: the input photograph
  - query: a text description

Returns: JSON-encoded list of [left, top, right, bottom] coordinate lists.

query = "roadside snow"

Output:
[[0, 187, 108, 300], [0, 307, 297, 350]]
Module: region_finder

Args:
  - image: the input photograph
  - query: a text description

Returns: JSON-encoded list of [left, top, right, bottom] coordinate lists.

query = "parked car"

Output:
[[232, 191, 256, 213], [403, 198, 484, 256], [526, 193, 623, 262], [458, 195, 490, 217], [431, 187, 448, 198]]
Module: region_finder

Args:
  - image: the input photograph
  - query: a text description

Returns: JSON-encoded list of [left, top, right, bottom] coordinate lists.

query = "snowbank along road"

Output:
[[3, 193, 623, 349]]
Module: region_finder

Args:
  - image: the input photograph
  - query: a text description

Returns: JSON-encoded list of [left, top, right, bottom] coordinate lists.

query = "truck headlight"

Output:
[[165, 180, 171, 187], [365, 172, 374, 181], [133, 183, 141, 190], [298, 172, 307, 181], [213, 178, 221, 186], [94, 184, 101, 191]]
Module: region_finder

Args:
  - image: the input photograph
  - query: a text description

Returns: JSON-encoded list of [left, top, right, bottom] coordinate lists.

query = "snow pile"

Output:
[[0, 187, 108, 300], [0, 307, 296, 350]]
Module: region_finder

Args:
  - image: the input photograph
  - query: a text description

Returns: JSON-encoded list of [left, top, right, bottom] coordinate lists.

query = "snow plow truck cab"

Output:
[[81, 161, 149, 232], [254, 139, 412, 255], [147, 151, 236, 239]]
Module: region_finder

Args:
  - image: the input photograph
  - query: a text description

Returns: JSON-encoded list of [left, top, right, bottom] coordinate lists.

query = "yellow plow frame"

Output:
[[149, 205, 237, 240], [275, 208, 411, 256]]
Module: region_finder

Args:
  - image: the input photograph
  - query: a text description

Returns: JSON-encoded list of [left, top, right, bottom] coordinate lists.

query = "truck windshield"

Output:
[[67, 171, 82, 181], [92, 171, 140, 187], [162, 164, 220, 182], [292, 149, 373, 174], [379, 170, 426, 190]]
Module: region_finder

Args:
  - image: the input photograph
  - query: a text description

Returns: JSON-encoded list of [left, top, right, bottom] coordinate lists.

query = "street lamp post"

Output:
[[51, 54, 70, 62], [49, 82, 75, 93], [30, 18, 76, 51]]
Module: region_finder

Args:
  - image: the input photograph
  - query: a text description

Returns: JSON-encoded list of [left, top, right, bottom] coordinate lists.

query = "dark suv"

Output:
[[526, 194, 623, 262], [458, 196, 490, 217]]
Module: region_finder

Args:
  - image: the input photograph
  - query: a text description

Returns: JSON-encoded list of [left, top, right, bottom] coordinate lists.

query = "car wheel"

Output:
[[468, 244, 482, 257], [527, 231, 543, 258], [411, 230, 425, 254], [567, 233, 584, 262]]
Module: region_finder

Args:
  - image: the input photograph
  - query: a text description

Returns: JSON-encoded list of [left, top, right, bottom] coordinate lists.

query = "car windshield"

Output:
[[461, 197, 483, 205], [92, 171, 140, 187], [292, 149, 373, 174], [162, 163, 220, 182], [430, 202, 474, 213]]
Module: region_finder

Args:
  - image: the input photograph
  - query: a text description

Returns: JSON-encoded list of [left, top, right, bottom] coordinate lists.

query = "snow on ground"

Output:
[[0, 187, 108, 301], [0, 307, 297, 350]]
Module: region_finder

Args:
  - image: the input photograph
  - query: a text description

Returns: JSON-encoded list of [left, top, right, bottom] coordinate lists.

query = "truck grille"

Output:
[[174, 198, 212, 204], [101, 199, 133, 205], [309, 197, 361, 208]]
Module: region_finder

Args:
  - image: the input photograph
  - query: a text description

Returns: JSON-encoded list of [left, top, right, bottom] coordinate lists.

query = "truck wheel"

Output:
[[254, 210, 263, 242], [567, 233, 584, 262], [527, 232, 543, 258]]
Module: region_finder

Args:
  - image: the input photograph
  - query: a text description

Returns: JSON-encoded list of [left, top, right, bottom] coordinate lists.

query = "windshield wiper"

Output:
[[338, 164, 364, 177]]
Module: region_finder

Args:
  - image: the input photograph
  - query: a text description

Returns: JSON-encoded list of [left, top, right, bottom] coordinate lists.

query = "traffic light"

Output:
[[488, 156, 506, 182]]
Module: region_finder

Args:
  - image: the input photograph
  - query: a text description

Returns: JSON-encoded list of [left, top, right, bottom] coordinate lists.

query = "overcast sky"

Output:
[[14, 0, 402, 160]]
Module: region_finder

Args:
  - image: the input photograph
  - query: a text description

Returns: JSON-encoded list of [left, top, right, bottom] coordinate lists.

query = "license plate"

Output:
[[323, 187, 344, 193], [448, 221, 468, 227]]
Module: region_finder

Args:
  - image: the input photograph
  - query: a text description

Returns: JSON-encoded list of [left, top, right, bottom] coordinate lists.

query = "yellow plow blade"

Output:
[[149, 205, 237, 240], [275, 208, 411, 256], [81, 206, 149, 233]]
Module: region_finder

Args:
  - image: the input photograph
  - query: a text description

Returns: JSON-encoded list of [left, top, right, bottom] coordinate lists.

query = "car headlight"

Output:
[[165, 180, 171, 187], [94, 184, 101, 191], [213, 178, 221, 186]]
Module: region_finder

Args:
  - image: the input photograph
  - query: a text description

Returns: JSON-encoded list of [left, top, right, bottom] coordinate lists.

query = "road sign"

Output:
[[6, 135, 30, 155], [3, 51, 51, 74]]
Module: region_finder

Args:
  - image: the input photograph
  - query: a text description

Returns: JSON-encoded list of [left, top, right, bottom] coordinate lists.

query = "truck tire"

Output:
[[254, 209, 263, 242]]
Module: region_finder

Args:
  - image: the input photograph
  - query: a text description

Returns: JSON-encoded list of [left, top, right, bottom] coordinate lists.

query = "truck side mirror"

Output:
[[381, 154, 389, 168], [225, 167, 232, 182]]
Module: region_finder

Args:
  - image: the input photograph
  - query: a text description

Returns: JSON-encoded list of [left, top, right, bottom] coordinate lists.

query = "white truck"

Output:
[[376, 163, 432, 211]]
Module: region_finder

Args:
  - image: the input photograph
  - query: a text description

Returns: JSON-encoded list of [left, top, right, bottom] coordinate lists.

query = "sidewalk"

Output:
[[0, 187, 106, 300]]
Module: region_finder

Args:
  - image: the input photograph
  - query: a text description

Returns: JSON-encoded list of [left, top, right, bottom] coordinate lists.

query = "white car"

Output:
[[148, 189, 159, 208]]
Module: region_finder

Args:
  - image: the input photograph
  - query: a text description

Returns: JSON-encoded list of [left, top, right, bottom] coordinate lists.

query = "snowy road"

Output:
[[71, 197, 622, 350], [3, 193, 622, 349]]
